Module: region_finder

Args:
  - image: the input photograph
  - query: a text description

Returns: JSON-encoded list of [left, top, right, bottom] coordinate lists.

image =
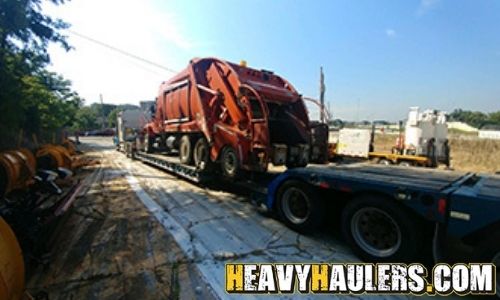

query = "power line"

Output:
[[67, 29, 179, 74]]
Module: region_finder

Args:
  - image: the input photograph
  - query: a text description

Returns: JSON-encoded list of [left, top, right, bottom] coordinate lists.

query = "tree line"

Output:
[[0, 0, 82, 149], [448, 109, 500, 129], [75, 103, 139, 131]]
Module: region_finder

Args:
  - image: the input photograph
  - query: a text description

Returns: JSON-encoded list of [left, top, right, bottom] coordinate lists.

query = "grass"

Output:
[[448, 137, 500, 174], [373, 133, 500, 174]]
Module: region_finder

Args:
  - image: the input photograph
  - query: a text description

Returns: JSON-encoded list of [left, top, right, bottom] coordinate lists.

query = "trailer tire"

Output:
[[276, 180, 325, 233], [179, 135, 193, 165], [220, 146, 240, 179], [475, 233, 500, 297], [341, 195, 423, 262], [398, 161, 412, 167], [378, 159, 392, 165], [193, 137, 212, 172]]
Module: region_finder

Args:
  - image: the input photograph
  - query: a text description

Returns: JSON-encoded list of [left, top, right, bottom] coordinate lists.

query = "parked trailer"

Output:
[[141, 57, 312, 179], [330, 128, 436, 167], [264, 164, 499, 295]]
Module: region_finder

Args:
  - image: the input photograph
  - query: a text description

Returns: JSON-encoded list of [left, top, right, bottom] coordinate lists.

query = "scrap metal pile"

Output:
[[0, 138, 89, 300]]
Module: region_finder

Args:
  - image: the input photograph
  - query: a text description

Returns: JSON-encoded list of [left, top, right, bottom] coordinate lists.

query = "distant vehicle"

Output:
[[329, 107, 450, 167], [116, 108, 151, 152], [85, 128, 115, 136]]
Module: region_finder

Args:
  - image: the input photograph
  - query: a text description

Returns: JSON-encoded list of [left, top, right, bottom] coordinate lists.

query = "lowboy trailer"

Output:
[[127, 145, 500, 296], [264, 164, 500, 296]]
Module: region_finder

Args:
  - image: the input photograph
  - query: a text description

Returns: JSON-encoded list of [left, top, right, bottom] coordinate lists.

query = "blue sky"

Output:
[[45, 0, 500, 121]]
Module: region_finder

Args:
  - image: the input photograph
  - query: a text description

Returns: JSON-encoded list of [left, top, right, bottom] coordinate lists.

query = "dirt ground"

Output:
[[26, 146, 214, 300], [374, 133, 500, 174]]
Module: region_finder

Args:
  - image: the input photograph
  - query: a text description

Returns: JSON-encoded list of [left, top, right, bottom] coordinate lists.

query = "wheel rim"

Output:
[[379, 159, 391, 165], [194, 141, 208, 169], [281, 187, 310, 224], [180, 140, 188, 160], [493, 252, 500, 297], [223, 149, 237, 175], [144, 134, 149, 151], [351, 207, 402, 257]]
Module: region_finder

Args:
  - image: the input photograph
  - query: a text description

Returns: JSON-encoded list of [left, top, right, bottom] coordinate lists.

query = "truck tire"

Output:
[[220, 146, 240, 179], [476, 233, 500, 298], [144, 133, 155, 153], [179, 135, 193, 165], [193, 137, 212, 172], [341, 195, 423, 262], [276, 180, 325, 233]]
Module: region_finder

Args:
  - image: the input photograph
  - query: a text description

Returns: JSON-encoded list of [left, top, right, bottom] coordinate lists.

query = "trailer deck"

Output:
[[134, 151, 204, 182], [295, 163, 465, 190]]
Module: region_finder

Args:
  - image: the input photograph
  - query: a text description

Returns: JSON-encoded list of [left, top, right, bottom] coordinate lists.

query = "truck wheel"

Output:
[[144, 133, 155, 153], [179, 135, 193, 165], [276, 180, 325, 233], [193, 137, 212, 172], [476, 233, 500, 297], [220, 146, 240, 179], [341, 195, 422, 262]]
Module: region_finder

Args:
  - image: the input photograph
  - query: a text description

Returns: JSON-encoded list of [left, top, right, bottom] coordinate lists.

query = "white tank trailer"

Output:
[[404, 107, 448, 160]]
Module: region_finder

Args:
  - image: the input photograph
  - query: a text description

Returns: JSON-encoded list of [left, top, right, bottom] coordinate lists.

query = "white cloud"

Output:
[[385, 28, 397, 38], [417, 0, 440, 16]]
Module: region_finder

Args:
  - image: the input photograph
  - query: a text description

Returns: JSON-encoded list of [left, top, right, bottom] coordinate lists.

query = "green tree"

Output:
[[73, 106, 98, 131], [448, 109, 489, 128], [107, 107, 120, 128], [487, 111, 500, 125], [0, 0, 81, 148]]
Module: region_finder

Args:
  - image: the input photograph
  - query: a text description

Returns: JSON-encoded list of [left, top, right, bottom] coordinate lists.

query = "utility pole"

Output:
[[328, 101, 332, 122], [319, 67, 326, 123], [100, 94, 106, 129]]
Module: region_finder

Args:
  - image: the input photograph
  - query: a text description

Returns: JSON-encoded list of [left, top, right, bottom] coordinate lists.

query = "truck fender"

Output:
[[266, 172, 294, 210]]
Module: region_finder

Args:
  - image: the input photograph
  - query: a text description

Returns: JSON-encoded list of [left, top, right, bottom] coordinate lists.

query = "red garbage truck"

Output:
[[141, 57, 311, 178]]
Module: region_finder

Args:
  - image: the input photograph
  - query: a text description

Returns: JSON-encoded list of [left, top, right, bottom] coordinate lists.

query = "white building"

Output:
[[479, 128, 500, 140], [447, 121, 479, 133]]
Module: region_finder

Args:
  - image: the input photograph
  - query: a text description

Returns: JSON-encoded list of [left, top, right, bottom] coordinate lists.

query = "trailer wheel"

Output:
[[341, 195, 422, 262], [193, 137, 212, 172], [476, 233, 500, 297], [276, 180, 325, 233], [378, 159, 391, 165], [179, 135, 193, 165], [220, 146, 240, 179], [398, 161, 412, 167]]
